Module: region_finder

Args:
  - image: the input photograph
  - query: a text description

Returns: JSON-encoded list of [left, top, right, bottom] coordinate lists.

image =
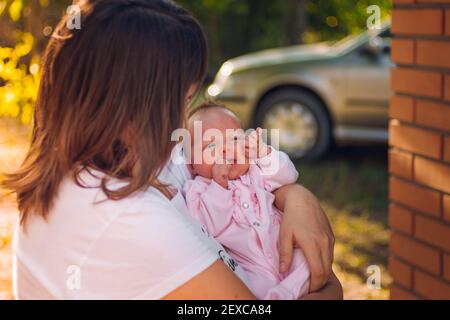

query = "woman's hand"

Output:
[[274, 184, 335, 293], [300, 272, 343, 300]]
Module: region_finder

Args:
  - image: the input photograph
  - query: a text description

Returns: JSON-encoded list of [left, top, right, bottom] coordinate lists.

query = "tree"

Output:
[[0, 0, 392, 123], [178, 0, 391, 71], [284, 0, 307, 46], [0, 0, 69, 123]]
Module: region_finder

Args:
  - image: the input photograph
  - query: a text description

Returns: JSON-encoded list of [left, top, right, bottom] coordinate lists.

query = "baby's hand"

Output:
[[212, 161, 231, 189], [245, 127, 271, 159]]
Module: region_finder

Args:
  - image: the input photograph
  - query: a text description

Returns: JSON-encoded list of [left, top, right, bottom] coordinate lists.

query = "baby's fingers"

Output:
[[247, 129, 258, 140], [246, 131, 258, 147], [255, 127, 263, 138]]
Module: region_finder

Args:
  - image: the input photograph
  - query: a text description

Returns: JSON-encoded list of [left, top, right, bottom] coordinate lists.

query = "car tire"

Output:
[[255, 88, 332, 161]]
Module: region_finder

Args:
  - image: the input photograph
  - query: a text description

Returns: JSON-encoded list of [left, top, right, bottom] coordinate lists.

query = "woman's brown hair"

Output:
[[2, 0, 208, 224]]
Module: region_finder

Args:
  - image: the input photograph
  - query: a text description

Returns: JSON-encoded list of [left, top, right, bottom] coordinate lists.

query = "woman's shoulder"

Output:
[[58, 168, 213, 257], [47, 172, 217, 300], [57, 168, 180, 225]]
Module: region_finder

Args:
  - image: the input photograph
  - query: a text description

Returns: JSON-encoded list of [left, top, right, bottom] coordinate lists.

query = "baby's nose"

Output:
[[223, 140, 245, 160], [224, 142, 233, 153]]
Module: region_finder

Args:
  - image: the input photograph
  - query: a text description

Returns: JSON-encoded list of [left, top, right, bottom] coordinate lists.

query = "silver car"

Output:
[[205, 22, 392, 160]]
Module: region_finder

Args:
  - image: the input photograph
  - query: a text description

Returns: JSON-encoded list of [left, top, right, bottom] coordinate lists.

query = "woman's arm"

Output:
[[163, 181, 340, 300], [274, 184, 335, 293], [163, 260, 343, 300], [163, 260, 257, 300], [301, 272, 343, 300]]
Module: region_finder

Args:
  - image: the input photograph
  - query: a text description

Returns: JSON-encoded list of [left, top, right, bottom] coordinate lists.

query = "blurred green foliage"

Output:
[[0, 0, 67, 123], [0, 33, 37, 124], [297, 145, 390, 298], [0, 0, 391, 123], [178, 0, 392, 69]]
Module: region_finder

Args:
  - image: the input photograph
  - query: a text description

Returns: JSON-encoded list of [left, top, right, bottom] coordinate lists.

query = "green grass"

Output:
[[296, 145, 390, 299], [298, 146, 388, 218]]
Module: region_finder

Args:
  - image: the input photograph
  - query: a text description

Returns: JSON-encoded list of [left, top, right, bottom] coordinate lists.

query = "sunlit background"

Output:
[[0, 0, 392, 300]]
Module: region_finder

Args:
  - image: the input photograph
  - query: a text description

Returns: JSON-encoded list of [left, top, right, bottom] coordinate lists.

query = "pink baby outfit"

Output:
[[183, 149, 310, 299]]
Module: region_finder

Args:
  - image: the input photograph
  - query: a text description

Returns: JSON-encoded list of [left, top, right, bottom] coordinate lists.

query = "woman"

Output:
[[3, 0, 342, 299]]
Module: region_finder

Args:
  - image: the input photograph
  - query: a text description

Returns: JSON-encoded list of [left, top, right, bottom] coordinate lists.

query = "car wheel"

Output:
[[255, 88, 332, 160]]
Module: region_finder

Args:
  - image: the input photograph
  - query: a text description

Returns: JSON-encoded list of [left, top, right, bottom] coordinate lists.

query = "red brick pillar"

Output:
[[389, 0, 450, 299]]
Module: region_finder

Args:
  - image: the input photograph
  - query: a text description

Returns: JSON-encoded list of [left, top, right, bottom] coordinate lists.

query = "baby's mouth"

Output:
[[225, 158, 235, 165]]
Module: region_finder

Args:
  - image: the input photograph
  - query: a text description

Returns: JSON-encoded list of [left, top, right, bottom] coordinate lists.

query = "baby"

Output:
[[183, 102, 310, 300]]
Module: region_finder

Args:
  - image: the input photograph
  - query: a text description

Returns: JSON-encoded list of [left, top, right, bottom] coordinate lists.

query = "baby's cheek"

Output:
[[229, 163, 250, 180]]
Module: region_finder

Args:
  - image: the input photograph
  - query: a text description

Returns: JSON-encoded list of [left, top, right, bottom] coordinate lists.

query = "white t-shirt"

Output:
[[12, 145, 248, 299]]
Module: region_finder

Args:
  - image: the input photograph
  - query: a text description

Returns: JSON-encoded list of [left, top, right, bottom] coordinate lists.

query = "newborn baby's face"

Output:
[[188, 108, 250, 180]]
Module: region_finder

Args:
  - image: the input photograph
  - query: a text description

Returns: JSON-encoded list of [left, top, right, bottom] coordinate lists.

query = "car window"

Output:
[[379, 29, 391, 54]]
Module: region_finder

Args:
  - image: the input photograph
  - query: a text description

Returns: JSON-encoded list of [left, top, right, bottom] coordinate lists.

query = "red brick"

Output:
[[415, 270, 450, 299], [445, 136, 450, 163], [416, 100, 450, 131], [389, 203, 414, 234], [446, 75, 450, 102], [414, 157, 450, 194], [391, 2, 450, 302], [390, 96, 414, 122], [417, 40, 450, 69], [392, 39, 415, 64], [390, 232, 440, 274], [390, 284, 420, 300], [389, 121, 441, 158], [392, 9, 443, 35], [445, 195, 450, 222], [447, 10, 450, 36], [444, 254, 450, 282], [415, 214, 450, 251], [389, 149, 413, 179], [392, 68, 442, 98], [389, 257, 413, 289], [390, 177, 441, 217]]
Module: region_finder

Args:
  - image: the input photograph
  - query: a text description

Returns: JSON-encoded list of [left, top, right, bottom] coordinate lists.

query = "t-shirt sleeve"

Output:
[[76, 196, 218, 300]]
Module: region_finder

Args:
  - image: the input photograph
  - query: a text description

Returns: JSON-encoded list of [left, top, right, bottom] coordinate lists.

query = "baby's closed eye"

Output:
[[205, 142, 216, 149]]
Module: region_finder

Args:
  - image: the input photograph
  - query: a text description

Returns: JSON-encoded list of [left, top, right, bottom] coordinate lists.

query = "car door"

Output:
[[340, 30, 392, 129]]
